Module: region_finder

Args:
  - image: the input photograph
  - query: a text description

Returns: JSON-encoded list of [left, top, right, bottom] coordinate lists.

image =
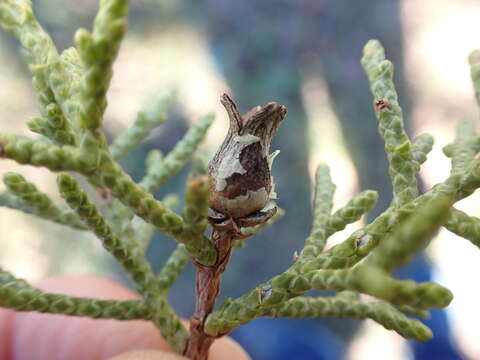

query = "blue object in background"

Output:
[[232, 317, 346, 360], [397, 254, 464, 360]]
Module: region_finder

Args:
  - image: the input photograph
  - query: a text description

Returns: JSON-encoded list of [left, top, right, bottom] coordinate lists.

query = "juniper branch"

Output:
[[179, 173, 215, 261], [205, 262, 451, 337], [135, 194, 179, 253], [107, 149, 166, 251], [308, 266, 452, 310], [411, 134, 434, 167], [2, 6, 480, 356], [362, 40, 418, 206], [57, 173, 189, 351], [110, 96, 171, 161], [0, 190, 25, 211], [140, 114, 214, 193], [0, 134, 94, 171], [157, 244, 189, 294], [0, 1, 58, 66], [445, 120, 479, 175], [363, 196, 452, 272], [0, 133, 217, 265], [301, 187, 377, 259], [469, 49, 480, 106], [204, 195, 454, 336], [3, 172, 85, 229], [57, 172, 158, 294], [0, 1, 84, 145], [27, 58, 76, 145], [0, 268, 151, 320], [207, 129, 480, 338], [26, 48, 80, 146], [327, 190, 378, 234], [445, 208, 480, 249], [317, 156, 480, 269], [262, 296, 432, 341], [74, 0, 127, 133], [395, 305, 430, 319], [301, 164, 335, 257]]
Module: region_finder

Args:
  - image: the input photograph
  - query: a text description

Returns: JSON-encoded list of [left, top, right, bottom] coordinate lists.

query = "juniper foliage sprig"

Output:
[[361, 40, 419, 206], [0, 267, 151, 320], [2, 172, 85, 229], [203, 41, 480, 342], [110, 96, 172, 161], [1, 1, 480, 358], [261, 295, 432, 341]]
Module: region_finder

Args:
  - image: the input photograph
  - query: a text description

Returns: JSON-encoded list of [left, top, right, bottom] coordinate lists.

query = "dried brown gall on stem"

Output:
[[208, 94, 286, 221]]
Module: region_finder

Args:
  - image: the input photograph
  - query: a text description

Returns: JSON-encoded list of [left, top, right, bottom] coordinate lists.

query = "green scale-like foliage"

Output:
[[2, 172, 85, 229], [0, 268, 151, 320], [204, 42, 480, 342], [262, 295, 432, 341], [2, 1, 480, 357], [361, 40, 419, 207]]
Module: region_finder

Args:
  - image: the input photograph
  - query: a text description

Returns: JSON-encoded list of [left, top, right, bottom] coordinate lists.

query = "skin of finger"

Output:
[[107, 349, 185, 360], [107, 335, 251, 360], [0, 309, 13, 359], [1, 276, 250, 360]]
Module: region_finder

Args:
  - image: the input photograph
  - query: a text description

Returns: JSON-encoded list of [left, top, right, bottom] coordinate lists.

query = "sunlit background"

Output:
[[1, 0, 480, 359]]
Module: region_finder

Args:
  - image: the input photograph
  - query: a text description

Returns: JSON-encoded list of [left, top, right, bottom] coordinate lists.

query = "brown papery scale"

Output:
[[208, 93, 286, 223], [184, 94, 286, 360]]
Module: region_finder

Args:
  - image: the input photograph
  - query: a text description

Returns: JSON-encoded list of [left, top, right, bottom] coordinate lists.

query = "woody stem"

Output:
[[184, 228, 236, 360]]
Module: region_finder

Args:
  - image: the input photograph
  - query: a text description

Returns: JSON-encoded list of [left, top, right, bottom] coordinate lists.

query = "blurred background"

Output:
[[1, 0, 480, 359]]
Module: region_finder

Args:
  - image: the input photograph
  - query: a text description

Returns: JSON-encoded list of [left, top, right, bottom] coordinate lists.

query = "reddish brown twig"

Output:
[[184, 226, 237, 359]]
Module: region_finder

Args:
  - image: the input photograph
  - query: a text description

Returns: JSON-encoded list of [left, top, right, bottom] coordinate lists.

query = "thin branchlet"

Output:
[[75, 0, 127, 133], [362, 196, 453, 272], [2, 172, 86, 229], [0, 268, 152, 320], [300, 164, 335, 257], [157, 244, 189, 293], [361, 40, 418, 206], [110, 96, 172, 161], [262, 295, 432, 341], [140, 113, 214, 193], [57, 172, 159, 295], [445, 208, 480, 249], [469, 49, 480, 106], [411, 134, 434, 167]]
